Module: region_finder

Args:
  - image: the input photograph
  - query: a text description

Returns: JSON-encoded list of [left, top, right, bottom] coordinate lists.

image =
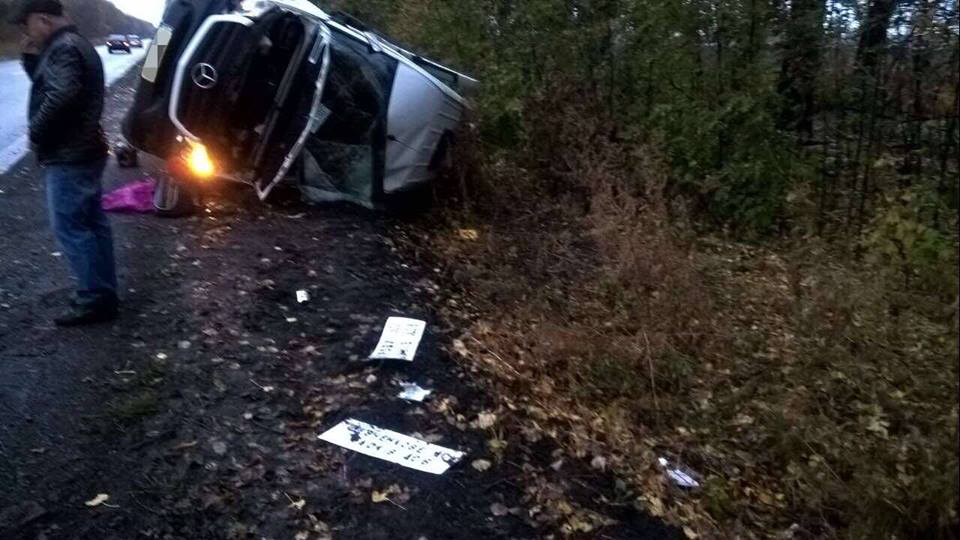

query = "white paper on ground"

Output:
[[369, 317, 426, 361], [318, 418, 464, 475], [296, 290, 310, 303], [397, 382, 433, 402]]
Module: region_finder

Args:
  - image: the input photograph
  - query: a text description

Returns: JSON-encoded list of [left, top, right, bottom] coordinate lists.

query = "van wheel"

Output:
[[429, 132, 454, 171], [154, 175, 198, 218]]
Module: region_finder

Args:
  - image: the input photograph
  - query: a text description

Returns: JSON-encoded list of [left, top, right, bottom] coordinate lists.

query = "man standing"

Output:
[[9, 0, 119, 326]]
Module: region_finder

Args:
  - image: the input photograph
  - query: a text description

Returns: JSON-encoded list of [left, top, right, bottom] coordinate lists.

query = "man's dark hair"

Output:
[[7, 0, 64, 25]]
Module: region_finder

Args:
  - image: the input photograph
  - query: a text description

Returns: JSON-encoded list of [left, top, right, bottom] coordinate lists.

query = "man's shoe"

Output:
[[54, 304, 119, 327]]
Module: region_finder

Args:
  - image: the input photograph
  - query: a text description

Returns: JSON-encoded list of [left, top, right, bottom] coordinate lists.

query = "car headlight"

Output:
[[168, 140, 217, 180], [186, 143, 216, 178]]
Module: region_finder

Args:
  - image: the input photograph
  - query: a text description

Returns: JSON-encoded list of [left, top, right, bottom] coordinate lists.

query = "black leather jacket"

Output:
[[23, 26, 108, 166]]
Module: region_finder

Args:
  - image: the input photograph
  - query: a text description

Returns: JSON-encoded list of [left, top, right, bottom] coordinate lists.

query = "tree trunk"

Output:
[[856, 0, 899, 77], [777, 0, 825, 137]]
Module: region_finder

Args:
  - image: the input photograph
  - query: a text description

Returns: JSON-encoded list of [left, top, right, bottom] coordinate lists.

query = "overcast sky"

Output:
[[108, 0, 166, 25]]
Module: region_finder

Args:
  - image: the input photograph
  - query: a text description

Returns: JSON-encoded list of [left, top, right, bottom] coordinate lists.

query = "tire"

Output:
[[428, 132, 455, 171], [154, 176, 199, 218]]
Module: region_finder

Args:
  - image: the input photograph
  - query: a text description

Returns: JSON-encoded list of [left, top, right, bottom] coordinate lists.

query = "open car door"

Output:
[[250, 21, 330, 199]]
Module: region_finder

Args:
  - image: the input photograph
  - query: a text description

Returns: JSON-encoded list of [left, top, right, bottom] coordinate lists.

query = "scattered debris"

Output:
[[84, 494, 110, 507], [296, 290, 310, 304], [318, 419, 465, 475], [658, 457, 701, 489], [369, 317, 427, 362], [397, 382, 432, 402]]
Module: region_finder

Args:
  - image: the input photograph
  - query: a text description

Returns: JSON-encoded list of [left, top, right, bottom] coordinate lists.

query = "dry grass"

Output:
[[416, 91, 959, 538]]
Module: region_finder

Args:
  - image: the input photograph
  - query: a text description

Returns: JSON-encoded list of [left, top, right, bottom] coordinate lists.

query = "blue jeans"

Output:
[[45, 160, 118, 307]]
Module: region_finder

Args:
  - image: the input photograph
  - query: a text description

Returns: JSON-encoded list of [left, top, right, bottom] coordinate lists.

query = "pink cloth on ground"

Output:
[[102, 179, 155, 213]]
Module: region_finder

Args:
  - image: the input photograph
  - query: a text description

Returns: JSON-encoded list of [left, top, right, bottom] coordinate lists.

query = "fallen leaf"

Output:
[[84, 494, 109, 507], [646, 496, 665, 517], [568, 517, 594, 533], [371, 484, 402, 504], [452, 339, 469, 357], [490, 502, 510, 517], [683, 526, 699, 539], [472, 459, 493, 472], [457, 229, 480, 241], [173, 440, 198, 451], [488, 437, 508, 453], [477, 412, 497, 429], [211, 441, 228, 455]]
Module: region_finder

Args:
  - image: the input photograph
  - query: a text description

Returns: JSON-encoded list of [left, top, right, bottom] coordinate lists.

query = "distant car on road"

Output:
[[106, 34, 131, 54], [123, 0, 477, 216], [127, 34, 144, 48]]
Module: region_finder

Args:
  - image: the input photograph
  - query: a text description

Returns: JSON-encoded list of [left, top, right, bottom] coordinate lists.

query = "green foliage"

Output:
[[865, 191, 959, 297], [653, 92, 808, 230]]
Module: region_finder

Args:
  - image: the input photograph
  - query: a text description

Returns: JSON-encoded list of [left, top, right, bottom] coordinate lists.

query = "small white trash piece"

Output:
[[397, 382, 433, 402], [296, 290, 310, 304], [319, 418, 464, 475], [369, 317, 426, 362], [658, 457, 700, 489]]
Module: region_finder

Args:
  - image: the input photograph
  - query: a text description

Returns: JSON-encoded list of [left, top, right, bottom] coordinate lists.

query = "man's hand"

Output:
[[21, 36, 39, 55]]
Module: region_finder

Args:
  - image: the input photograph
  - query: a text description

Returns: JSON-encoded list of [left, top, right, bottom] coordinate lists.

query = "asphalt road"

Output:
[[0, 42, 149, 174]]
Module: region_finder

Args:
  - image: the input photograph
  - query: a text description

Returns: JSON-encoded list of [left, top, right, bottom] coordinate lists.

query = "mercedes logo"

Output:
[[191, 63, 218, 89]]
